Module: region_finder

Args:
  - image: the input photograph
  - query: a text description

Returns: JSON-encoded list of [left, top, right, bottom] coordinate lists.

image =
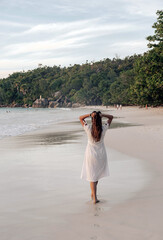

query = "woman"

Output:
[[79, 111, 113, 204]]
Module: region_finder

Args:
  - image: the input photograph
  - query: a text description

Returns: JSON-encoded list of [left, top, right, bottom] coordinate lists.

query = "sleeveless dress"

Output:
[[81, 121, 110, 182]]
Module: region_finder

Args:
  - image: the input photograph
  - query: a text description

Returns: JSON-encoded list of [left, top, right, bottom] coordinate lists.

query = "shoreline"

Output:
[[0, 105, 137, 141]]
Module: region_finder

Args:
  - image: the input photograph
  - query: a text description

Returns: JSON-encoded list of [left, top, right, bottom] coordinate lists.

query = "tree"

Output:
[[110, 70, 135, 105], [132, 10, 163, 106], [147, 10, 163, 50]]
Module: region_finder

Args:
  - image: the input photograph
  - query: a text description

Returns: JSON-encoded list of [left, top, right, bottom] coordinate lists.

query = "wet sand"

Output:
[[0, 107, 163, 240]]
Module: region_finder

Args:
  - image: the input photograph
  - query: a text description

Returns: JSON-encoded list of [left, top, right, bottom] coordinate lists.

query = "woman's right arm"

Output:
[[79, 114, 90, 126], [101, 113, 113, 125]]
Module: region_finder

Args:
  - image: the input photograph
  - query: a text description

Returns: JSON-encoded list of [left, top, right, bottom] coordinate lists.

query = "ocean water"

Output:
[[0, 107, 87, 140]]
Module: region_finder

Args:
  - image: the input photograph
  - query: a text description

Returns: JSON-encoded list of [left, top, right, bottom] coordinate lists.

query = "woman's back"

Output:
[[81, 121, 110, 182], [83, 122, 109, 145]]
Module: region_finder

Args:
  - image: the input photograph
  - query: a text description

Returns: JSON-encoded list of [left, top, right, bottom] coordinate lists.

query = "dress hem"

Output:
[[80, 174, 109, 182]]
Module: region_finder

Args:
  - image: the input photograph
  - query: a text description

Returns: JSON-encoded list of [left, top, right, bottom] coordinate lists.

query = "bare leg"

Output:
[[90, 181, 100, 204], [90, 182, 98, 200], [90, 181, 98, 198], [95, 181, 99, 203], [92, 181, 98, 199], [91, 192, 93, 200]]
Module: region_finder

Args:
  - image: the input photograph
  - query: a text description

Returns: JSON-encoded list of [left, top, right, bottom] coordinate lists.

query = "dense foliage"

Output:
[[0, 56, 140, 106], [131, 10, 163, 106], [0, 10, 162, 107]]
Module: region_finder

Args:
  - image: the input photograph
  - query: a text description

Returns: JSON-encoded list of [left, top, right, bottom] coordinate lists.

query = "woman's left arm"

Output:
[[79, 114, 91, 126], [101, 113, 113, 126]]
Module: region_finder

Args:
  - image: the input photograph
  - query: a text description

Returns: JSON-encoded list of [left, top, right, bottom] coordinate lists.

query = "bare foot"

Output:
[[94, 199, 100, 204]]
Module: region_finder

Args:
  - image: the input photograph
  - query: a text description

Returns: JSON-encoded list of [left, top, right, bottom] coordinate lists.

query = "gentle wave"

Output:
[[0, 107, 89, 139], [0, 108, 70, 139]]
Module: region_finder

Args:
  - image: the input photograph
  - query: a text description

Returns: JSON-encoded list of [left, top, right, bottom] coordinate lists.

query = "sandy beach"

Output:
[[104, 107, 163, 240], [0, 106, 163, 240]]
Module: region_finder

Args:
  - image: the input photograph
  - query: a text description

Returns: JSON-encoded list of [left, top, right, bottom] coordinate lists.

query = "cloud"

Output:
[[111, 40, 147, 47], [4, 36, 88, 56], [0, 20, 30, 28], [0, 55, 86, 78], [7, 19, 135, 42], [122, 0, 162, 17], [2, 18, 136, 58], [109, 40, 148, 57], [0, 0, 162, 78], [22, 18, 98, 35]]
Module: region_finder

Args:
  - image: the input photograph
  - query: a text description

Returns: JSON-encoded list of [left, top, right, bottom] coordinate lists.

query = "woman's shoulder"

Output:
[[102, 121, 110, 131], [83, 120, 91, 131]]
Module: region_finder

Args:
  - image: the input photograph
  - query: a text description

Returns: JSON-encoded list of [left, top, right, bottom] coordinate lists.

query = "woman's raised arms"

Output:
[[101, 113, 113, 126], [79, 113, 90, 126]]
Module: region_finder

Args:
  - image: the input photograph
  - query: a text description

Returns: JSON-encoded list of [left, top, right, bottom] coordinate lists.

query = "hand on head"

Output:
[[91, 111, 96, 118]]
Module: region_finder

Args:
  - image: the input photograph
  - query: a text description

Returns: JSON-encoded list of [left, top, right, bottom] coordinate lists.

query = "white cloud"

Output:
[[2, 19, 135, 57], [0, 20, 31, 28], [109, 40, 148, 57], [4, 37, 88, 56], [0, 55, 86, 78], [14, 17, 135, 38], [122, 0, 162, 16], [0, 0, 162, 77], [111, 40, 147, 47], [19, 18, 101, 35], [0, 70, 16, 79]]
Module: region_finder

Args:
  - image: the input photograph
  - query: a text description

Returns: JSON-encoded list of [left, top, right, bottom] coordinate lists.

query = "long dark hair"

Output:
[[91, 111, 102, 142]]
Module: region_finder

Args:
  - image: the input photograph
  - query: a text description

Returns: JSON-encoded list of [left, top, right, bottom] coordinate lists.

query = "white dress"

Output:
[[81, 121, 110, 182]]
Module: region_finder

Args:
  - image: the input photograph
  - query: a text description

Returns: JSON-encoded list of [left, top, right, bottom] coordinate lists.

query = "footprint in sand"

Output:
[[94, 223, 100, 228], [94, 207, 101, 216], [90, 236, 97, 240], [94, 213, 99, 216]]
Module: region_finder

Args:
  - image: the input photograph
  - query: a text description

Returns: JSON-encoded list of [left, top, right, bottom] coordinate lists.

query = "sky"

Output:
[[0, 0, 162, 78]]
